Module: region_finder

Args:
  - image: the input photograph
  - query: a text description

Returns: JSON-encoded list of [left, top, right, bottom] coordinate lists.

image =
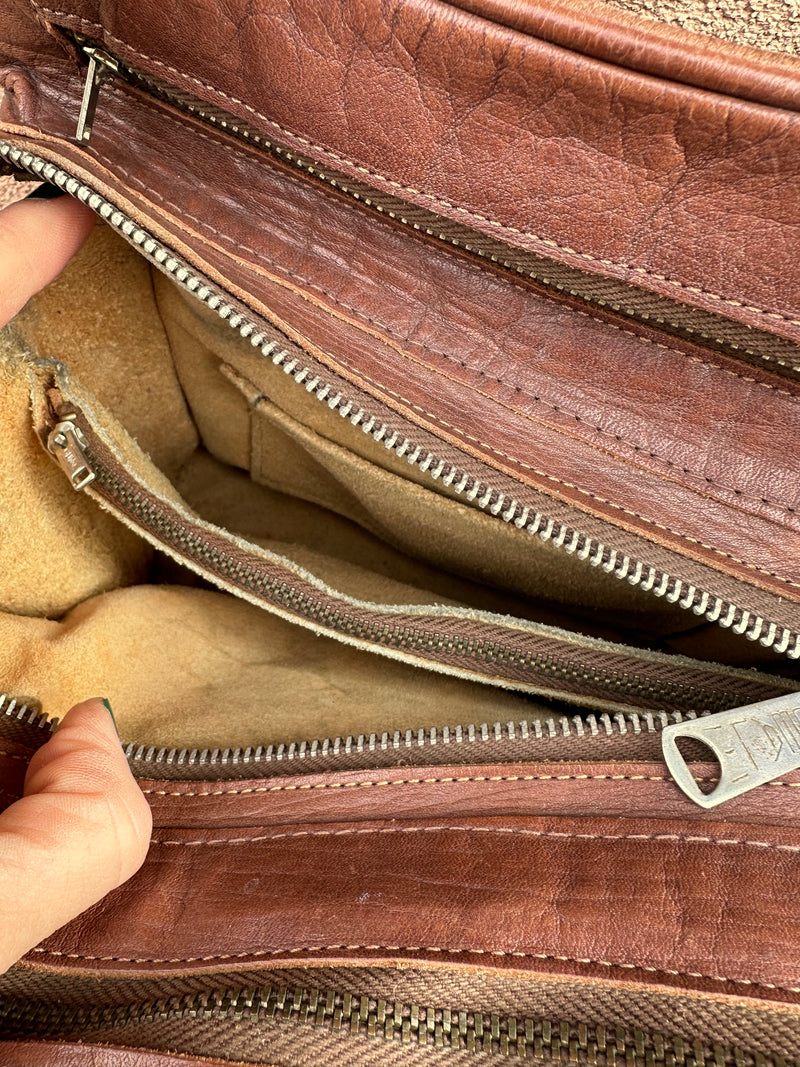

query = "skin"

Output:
[[0, 193, 153, 974]]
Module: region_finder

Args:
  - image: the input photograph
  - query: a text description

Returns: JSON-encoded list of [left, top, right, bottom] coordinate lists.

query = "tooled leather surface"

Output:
[[5, 91, 800, 604], [23, 0, 800, 341], [22, 810, 800, 998], [0, 1044, 243, 1066]]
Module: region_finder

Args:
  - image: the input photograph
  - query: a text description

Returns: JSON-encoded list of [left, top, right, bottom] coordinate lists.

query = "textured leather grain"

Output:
[[3, 1, 800, 617], [19, 808, 800, 999], [24, 0, 800, 340]]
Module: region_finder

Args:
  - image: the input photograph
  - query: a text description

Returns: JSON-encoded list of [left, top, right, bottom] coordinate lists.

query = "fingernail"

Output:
[[101, 698, 119, 735], [25, 183, 67, 200]]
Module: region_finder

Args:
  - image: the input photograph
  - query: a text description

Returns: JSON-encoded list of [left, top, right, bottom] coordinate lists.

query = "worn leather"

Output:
[[20, 0, 800, 341], [2, 0, 800, 1040], [3, 2, 800, 614], [0, 1044, 244, 1067], [20, 810, 800, 999]]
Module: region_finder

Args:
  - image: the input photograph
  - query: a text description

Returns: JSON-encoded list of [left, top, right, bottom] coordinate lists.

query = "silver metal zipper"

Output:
[[3, 140, 798, 661], [121, 708, 697, 770], [75, 46, 119, 143], [47, 417, 96, 489]]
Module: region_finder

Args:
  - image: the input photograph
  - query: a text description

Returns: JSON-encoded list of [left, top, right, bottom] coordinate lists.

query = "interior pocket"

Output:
[[0, 221, 791, 750]]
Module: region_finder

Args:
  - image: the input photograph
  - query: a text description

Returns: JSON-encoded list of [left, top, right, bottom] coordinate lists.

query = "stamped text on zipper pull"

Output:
[[663, 693, 800, 807]]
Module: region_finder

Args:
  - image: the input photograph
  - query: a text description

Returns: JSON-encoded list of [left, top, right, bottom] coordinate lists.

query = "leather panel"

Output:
[[136, 761, 800, 830], [25, 0, 800, 341], [24, 812, 800, 998], [0, 1044, 247, 1067], [3, 103, 800, 607]]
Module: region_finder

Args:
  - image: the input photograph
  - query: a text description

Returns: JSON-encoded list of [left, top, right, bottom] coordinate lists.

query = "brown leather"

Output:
[[5, 117, 800, 616], [21, 809, 800, 1000], [20, 0, 800, 342], [3, 6, 800, 612], [0, 1043, 249, 1067]]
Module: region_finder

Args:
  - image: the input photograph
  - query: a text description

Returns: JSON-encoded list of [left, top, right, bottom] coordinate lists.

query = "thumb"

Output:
[[0, 699, 152, 974]]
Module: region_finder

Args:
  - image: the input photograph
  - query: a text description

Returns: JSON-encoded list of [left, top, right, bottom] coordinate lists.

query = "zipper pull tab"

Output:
[[662, 693, 800, 807], [47, 420, 96, 490], [75, 46, 119, 144]]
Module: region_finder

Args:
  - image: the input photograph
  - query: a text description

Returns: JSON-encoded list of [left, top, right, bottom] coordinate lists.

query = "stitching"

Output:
[[36, 53, 800, 580], [141, 772, 692, 796], [91, 91, 800, 521], [106, 90, 800, 412], [34, 5, 800, 330], [140, 773, 800, 797], [144, 824, 800, 852], [29, 942, 800, 995]]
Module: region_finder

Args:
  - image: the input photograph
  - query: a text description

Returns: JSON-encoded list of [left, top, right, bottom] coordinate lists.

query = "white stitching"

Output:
[[33, 5, 800, 329]]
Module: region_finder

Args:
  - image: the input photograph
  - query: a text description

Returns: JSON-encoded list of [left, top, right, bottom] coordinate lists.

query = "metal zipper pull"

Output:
[[662, 693, 800, 807], [75, 46, 119, 144], [47, 420, 96, 490]]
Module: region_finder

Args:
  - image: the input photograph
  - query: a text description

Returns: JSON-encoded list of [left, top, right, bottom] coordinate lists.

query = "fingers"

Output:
[[0, 192, 96, 325], [0, 699, 152, 974]]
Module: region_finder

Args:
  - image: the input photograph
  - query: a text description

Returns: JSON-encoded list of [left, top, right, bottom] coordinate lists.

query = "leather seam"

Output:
[[140, 772, 693, 796], [314, 354, 800, 587], [104, 87, 800, 411], [87, 91, 800, 520], [141, 773, 800, 797], [145, 825, 800, 851], [33, 4, 800, 329], [23, 72, 800, 580], [28, 942, 800, 995]]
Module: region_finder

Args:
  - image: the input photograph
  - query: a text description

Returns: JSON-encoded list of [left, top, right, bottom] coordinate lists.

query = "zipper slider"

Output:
[[47, 419, 96, 490], [662, 693, 800, 807], [75, 46, 119, 144]]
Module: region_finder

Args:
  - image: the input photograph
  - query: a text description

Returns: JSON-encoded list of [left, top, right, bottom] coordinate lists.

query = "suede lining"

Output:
[[0, 224, 773, 747]]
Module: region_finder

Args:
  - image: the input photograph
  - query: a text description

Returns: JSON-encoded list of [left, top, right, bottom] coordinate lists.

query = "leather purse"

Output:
[[2, 0, 800, 1063]]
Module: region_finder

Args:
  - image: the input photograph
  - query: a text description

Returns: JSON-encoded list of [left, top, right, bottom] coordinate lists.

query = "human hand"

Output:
[[0, 188, 152, 974]]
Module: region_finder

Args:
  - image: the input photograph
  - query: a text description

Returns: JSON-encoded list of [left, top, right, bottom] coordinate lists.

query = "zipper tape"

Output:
[[2, 140, 797, 657]]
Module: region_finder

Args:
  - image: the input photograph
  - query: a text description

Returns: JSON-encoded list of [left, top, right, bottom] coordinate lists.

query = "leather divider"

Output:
[[135, 761, 800, 830], [0, 1043, 243, 1067], [25, 0, 800, 339], [23, 810, 800, 999], [5, 64, 800, 609], [5, 115, 800, 616]]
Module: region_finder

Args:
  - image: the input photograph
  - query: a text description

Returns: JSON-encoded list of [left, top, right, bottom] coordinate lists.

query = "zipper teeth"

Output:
[[85, 452, 776, 718], [123, 708, 697, 768], [3, 142, 799, 661], [112, 49, 800, 374], [0, 985, 778, 1066], [0, 693, 48, 730]]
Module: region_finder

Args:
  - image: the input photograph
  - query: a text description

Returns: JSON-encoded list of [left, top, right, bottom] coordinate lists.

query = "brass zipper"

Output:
[[0, 983, 786, 1066]]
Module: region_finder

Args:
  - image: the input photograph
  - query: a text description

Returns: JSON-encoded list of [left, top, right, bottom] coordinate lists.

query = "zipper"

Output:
[[0, 982, 788, 1066], [65, 31, 800, 375], [74, 45, 118, 144], [39, 397, 800, 715]]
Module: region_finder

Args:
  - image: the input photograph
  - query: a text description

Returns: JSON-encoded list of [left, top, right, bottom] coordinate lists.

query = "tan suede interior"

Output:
[[597, 0, 800, 55], [0, 221, 766, 748]]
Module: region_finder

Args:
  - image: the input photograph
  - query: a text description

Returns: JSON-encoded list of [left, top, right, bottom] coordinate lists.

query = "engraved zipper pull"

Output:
[[47, 420, 96, 490], [662, 693, 800, 807], [75, 46, 119, 144]]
